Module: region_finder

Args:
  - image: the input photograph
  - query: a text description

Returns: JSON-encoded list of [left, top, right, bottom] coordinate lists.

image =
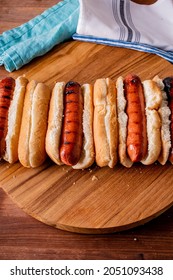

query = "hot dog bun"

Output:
[[93, 78, 118, 168], [73, 84, 95, 169], [3, 76, 28, 163], [140, 79, 162, 165], [18, 81, 51, 168], [45, 82, 65, 165], [153, 75, 171, 165]]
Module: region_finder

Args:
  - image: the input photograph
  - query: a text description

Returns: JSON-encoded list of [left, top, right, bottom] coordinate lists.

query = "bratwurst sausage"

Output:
[[60, 81, 84, 166], [124, 74, 147, 162]]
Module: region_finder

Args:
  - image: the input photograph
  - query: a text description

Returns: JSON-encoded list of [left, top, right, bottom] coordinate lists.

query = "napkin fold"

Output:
[[0, 0, 79, 72], [73, 0, 173, 63]]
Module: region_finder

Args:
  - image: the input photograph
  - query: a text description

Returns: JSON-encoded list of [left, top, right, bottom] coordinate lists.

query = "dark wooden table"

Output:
[[0, 0, 173, 260]]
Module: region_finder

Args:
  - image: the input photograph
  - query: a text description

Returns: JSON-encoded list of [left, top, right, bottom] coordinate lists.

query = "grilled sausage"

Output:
[[124, 74, 147, 162], [60, 81, 84, 166], [0, 77, 15, 157]]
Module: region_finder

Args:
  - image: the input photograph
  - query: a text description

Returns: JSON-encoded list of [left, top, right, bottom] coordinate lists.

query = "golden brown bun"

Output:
[[18, 81, 51, 168], [153, 75, 171, 165], [93, 78, 118, 168], [45, 82, 65, 165], [73, 84, 95, 169], [116, 76, 133, 168], [3, 76, 28, 163], [141, 79, 162, 165]]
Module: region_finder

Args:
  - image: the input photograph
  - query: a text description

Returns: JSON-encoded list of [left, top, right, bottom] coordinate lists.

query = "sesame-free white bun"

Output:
[[45, 82, 65, 165], [3, 76, 28, 164], [18, 80, 51, 168], [93, 78, 118, 168], [141, 79, 162, 165], [153, 75, 171, 165]]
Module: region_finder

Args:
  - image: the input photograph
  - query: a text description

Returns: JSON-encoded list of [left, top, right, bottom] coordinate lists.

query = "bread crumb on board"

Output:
[[92, 175, 99, 181]]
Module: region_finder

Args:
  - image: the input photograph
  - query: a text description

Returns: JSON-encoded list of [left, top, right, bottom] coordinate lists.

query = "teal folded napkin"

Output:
[[0, 0, 79, 72]]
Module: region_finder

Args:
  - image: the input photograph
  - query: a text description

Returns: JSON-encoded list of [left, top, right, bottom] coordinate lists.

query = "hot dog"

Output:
[[18, 80, 51, 168], [116, 74, 162, 167], [0, 76, 28, 163], [46, 81, 94, 169]]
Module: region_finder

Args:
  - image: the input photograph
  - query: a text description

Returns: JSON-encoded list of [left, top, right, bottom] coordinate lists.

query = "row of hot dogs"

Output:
[[0, 74, 173, 169]]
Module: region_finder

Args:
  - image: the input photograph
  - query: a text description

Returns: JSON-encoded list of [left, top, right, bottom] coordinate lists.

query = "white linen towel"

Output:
[[73, 0, 173, 63]]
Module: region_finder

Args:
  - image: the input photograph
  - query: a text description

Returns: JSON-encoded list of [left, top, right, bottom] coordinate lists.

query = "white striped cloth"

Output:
[[73, 0, 173, 63]]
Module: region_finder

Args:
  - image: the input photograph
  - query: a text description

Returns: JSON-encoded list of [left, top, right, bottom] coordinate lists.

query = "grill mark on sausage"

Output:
[[0, 105, 9, 109], [64, 141, 73, 145], [65, 90, 75, 95], [64, 130, 79, 134], [65, 110, 79, 114], [66, 120, 80, 123], [66, 81, 80, 87], [0, 95, 12, 99], [66, 101, 79, 104]]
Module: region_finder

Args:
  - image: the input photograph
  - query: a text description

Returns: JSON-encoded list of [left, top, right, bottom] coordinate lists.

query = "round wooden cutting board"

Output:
[[1, 41, 173, 234]]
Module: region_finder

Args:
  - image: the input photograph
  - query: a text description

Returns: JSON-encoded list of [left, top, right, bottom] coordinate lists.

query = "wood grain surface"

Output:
[[1, 157, 173, 233], [1, 0, 173, 259]]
